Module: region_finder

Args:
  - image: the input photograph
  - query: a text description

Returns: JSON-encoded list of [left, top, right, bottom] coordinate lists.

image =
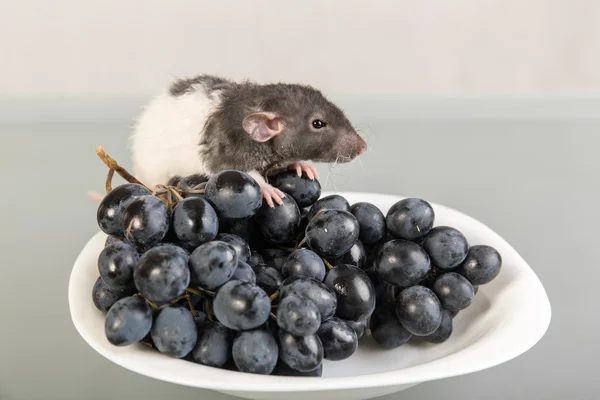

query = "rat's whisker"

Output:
[[356, 155, 365, 172]]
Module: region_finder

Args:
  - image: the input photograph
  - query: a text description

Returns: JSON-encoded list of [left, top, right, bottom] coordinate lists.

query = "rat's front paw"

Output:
[[287, 162, 318, 180], [261, 184, 286, 208]]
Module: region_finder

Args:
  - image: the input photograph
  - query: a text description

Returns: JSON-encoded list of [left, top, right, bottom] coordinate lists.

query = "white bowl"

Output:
[[69, 192, 551, 400]]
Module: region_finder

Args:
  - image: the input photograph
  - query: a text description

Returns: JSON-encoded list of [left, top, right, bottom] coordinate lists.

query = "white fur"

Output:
[[130, 87, 222, 188]]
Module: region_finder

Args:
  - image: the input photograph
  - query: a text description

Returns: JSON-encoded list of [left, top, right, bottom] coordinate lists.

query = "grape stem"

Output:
[[145, 298, 160, 310], [263, 163, 281, 184], [186, 287, 215, 298], [185, 293, 198, 318], [269, 290, 280, 302], [296, 237, 307, 249], [204, 298, 214, 321], [105, 169, 114, 193], [269, 312, 277, 321], [96, 146, 149, 190], [323, 259, 335, 270]]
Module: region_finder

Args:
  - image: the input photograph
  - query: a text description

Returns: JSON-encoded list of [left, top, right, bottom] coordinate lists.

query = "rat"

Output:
[[129, 74, 367, 207]]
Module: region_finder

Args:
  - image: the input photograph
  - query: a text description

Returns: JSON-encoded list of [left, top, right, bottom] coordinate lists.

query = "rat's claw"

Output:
[[261, 184, 285, 207], [288, 162, 318, 180]]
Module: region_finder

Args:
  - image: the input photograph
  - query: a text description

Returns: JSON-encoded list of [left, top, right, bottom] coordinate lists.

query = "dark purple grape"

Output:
[[324, 264, 375, 321], [232, 329, 279, 375], [276, 295, 321, 336], [97, 183, 151, 237], [232, 261, 256, 284], [192, 320, 233, 367], [421, 309, 453, 343], [92, 277, 134, 313], [172, 197, 218, 248], [386, 198, 435, 241], [134, 244, 190, 304], [267, 169, 322, 207], [277, 330, 323, 372], [215, 233, 250, 263], [178, 174, 209, 190], [422, 226, 469, 269], [317, 318, 357, 361], [213, 281, 271, 330], [432, 272, 475, 312], [205, 170, 262, 219], [247, 251, 265, 268], [350, 202, 386, 245], [327, 240, 367, 269], [395, 286, 442, 336], [306, 210, 359, 258], [420, 264, 447, 288], [374, 239, 431, 287], [282, 249, 326, 280], [262, 249, 288, 271], [219, 218, 264, 251], [306, 194, 350, 221], [273, 360, 322, 377], [122, 195, 170, 250], [370, 304, 412, 349], [253, 264, 283, 295], [189, 241, 238, 290], [151, 305, 197, 358], [280, 276, 337, 322], [367, 269, 397, 304], [98, 242, 139, 290], [105, 235, 122, 247], [342, 319, 367, 339], [193, 310, 207, 332], [254, 195, 301, 244], [456, 245, 502, 285], [105, 296, 153, 346]]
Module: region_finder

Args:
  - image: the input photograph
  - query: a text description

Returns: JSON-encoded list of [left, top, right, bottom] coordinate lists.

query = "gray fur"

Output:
[[173, 74, 367, 174]]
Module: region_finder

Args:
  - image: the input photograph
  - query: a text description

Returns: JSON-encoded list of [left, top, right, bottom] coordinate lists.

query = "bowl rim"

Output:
[[69, 191, 551, 392]]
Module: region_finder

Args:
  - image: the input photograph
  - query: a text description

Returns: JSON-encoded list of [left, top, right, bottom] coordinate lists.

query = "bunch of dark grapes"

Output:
[[92, 147, 502, 377]]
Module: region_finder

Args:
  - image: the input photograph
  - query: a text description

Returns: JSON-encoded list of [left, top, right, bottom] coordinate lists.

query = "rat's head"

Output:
[[241, 84, 367, 164]]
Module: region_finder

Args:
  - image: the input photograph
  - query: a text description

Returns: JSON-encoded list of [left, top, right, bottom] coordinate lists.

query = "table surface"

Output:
[[0, 98, 596, 400]]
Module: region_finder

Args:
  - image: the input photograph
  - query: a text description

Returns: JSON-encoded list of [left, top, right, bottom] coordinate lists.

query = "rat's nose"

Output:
[[356, 140, 367, 156]]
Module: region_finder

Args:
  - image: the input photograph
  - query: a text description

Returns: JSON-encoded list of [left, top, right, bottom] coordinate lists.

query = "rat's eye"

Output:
[[312, 119, 327, 129]]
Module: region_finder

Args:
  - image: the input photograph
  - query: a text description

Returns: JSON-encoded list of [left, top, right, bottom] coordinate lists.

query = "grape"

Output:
[[254, 195, 301, 244], [134, 244, 190, 304], [374, 239, 431, 287], [98, 242, 139, 290], [327, 240, 367, 270], [323, 264, 375, 321], [277, 330, 323, 372], [215, 233, 251, 263], [122, 195, 170, 250], [247, 251, 265, 268], [395, 286, 442, 336], [273, 360, 323, 377], [97, 183, 151, 237], [105, 235, 122, 247], [192, 320, 233, 367], [193, 310, 207, 332], [456, 245, 502, 285], [306, 194, 350, 220], [370, 304, 412, 349], [189, 241, 238, 290], [420, 264, 446, 289], [205, 170, 262, 219], [151, 305, 197, 358], [422, 226, 469, 269], [342, 319, 367, 339], [306, 210, 360, 258], [350, 202, 386, 244], [432, 272, 475, 312], [276, 295, 321, 336], [232, 329, 279, 375], [280, 276, 337, 322], [92, 277, 133, 313], [219, 218, 264, 251], [213, 281, 271, 330], [317, 317, 358, 361], [421, 309, 453, 343], [253, 264, 283, 295], [267, 169, 322, 207], [386, 197, 435, 240], [178, 174, 208, 190], [172, 197, 218, 248], [282, 249, 326, 281], [367, 269, 397, 304], [105, 296, 153, 346], [262, 248, 288, 271], [232, 261, 256, 284]]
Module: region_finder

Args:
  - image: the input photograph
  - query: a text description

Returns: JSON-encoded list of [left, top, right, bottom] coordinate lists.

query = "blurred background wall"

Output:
[[1, 0, 599, 97]]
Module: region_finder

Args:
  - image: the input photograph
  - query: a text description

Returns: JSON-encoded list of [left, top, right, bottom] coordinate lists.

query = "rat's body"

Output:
[[131, 75, 366, 206]]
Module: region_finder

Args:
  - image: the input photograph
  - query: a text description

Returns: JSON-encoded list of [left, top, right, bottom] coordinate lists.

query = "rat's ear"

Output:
[[242, 112, 283, 142]]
